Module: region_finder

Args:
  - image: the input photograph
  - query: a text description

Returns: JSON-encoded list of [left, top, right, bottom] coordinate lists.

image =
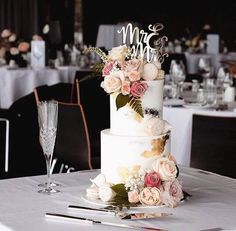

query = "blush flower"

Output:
[[121, 80, 131, 95], [126, 70, 141, 82], [162, 179, 183, 208], [130, 81, 148, 98], [139, 187, 163, 206], [128, 190, 140, 203], [123, 58, 143, 72], [18, 42, 30, 53], [144, 172, 162, 188]]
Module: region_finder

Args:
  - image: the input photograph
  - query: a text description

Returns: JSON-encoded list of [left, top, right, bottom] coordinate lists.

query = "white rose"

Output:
[[142, 116, 172, 136], [101, 75, 122, 93], [142, 63, 158, 81], [108, 45, 128, 62], [99, 185, 116, 202], [90, 174, 106, 187], [152, 157, 177, 181]]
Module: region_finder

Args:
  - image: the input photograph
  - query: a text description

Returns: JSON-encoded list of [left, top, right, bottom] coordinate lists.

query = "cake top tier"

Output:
[[84, 23, 168, 118]]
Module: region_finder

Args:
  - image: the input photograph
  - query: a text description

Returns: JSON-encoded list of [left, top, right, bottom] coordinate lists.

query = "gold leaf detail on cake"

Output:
[[128, 96, 143, 118], [142, 134, 169, 158], [117, 165, 141, 182]]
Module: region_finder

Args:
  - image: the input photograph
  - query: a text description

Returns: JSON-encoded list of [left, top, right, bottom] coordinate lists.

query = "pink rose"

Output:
[[152, 157, 177, 181], [162, 180, 183, 208], [139, 187, 162, 206], [102, 62, 114, 76], [130, 81, 148, 98], [100, 75, 122, 93], [128, 190, 140, 203], [18, 42, 30, 53], [121, 80, 131, 95], [144, 172, 161, 188], [126, 70, 141, 82]]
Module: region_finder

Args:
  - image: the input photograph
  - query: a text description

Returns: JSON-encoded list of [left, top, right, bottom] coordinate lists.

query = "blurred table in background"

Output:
[[185, 52, 236, 74], [96, 24, 123, 51], [163, 103, 236, 167], [0, 66, 88, 109]]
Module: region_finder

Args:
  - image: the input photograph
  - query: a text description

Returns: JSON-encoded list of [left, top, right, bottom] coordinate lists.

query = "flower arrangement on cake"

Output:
[[84, 23, 189, 209], [85, 44, 165, 118]]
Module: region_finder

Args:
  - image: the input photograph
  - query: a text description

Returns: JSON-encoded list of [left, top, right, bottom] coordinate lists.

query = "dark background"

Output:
[[82, 0, 236, 51]]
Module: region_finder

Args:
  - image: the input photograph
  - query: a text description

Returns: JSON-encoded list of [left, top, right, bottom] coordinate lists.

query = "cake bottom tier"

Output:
[[101, 129, 171, 184]]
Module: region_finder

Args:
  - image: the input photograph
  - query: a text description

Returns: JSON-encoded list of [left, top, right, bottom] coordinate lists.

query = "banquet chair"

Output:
[[190, 114, 236, 178], [71, 71, 109, 169], [34, 88, 93, 173]]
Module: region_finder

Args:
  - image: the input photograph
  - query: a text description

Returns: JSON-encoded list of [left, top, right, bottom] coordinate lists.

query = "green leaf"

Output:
[[111, 183, 127, 197], [116, 94, 129, 111], [128, 96, 143, 117]]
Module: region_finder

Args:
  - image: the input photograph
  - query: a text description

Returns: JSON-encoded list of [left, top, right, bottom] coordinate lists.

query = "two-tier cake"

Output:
[[85, 23, 184, 208]]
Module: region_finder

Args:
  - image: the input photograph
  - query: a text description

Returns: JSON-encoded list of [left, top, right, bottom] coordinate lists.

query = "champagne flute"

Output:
[[169, 60, 186, 99], [37, 100, 59, 194], [198, 57, 214, 88]]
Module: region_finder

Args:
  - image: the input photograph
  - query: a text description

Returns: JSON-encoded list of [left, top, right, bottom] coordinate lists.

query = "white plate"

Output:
[[163, 98, 185, 107], [183, 103, 210, 109], [81, 193, 164, 209]]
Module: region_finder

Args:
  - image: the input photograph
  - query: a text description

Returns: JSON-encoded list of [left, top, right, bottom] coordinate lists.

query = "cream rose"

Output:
[[126, 70, 141, 82], [108, 45, 128, 62], [101, 75, 122, 93], [139, 187, 163, 206], [123, 58, 143, 72], [152, 157, 177, 181], [128, 190, 140, 203], [142, 63, 158, 81], [86, 184, 100, 200], [142, 116, 172, 136]]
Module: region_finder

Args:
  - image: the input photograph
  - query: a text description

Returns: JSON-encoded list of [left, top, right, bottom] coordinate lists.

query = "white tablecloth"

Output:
[[0, 66, 78, 109], [0, 167, 236, 231], [163, 106, 236, 166]]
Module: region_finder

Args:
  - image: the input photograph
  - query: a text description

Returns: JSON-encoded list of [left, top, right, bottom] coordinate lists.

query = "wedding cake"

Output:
[[85, 23, 184, 208]]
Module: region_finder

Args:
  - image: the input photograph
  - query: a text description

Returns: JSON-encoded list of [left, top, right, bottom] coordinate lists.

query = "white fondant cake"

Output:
[[85, 23, 184, 208], [101, 129, 170, 184], [110, 80, 164, 136]]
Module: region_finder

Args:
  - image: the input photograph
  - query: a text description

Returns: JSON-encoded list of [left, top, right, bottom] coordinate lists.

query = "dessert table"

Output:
[[163, 104, 236, 167], [0, 66, 80, 109], [0, 167, 236, 231]]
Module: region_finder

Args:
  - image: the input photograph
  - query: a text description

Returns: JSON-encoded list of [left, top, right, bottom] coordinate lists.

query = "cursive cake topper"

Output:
[[117, 23, 168, 63]]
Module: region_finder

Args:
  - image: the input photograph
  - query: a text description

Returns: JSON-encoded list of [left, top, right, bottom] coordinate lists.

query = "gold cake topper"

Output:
[[117, 23, 168, 63]]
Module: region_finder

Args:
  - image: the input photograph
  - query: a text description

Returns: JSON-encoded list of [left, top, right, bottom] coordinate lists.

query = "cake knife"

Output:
[[68, 205, 172, 219], [45, 212, 166, 230]]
